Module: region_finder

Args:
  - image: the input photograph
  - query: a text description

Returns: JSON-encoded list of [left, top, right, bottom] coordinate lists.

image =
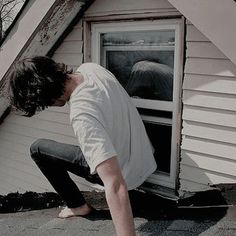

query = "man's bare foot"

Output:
[[58, 203, 93, 218]]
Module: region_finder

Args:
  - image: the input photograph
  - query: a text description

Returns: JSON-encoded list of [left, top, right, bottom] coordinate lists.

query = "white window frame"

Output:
[[91, 19, 183, 190]]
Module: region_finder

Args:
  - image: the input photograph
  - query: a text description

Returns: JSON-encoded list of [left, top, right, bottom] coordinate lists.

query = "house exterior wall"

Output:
[[0, 0, 235, 196], [179, 21, 236, 194], [0, 0, 177, 195]]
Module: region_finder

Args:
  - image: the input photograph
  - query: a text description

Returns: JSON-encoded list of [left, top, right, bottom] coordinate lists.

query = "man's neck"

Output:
[[65, 73, 84, 101]]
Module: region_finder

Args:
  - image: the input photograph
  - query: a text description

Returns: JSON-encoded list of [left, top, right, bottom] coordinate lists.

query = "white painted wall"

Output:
[[1, 0, 235, 197], [0, 20, 91, 195], [179, 21, 236, 194]]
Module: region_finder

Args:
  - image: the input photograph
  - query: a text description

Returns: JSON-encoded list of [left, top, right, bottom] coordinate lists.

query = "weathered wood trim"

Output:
[[0, 0, 56, 83], [47, 0, 94, 57], [0, 0, 93, 92]]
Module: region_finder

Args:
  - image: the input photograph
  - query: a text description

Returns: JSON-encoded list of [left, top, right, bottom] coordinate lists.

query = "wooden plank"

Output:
[[179, 178, 212, 192], [186, 42, 227, 59], [0, 131, 34, 146], [183, 105, 236, 128], [73, 20, 83, 28], [0, 139, 29, 156], [52, 53, 83, 66], [183, 74, 236, 95], [0, 122, 77, 145], [181, 136, 236, 161], [179, 164, 236, 186], [0, 155, 50, 185], [56, 41, 83, 54], [6, 114, 75, 137], [0, 179, 18, 195], [186, 24, 209, 42], [183, 90, 236, 111], [0, 148, 35, 168], [181, 151, 236, 176], [182, 120, 236, 145], [64, 27, 83, 41], [185, 58, 236, 77], [23, 0, 87, 57], [85, 0, 176, 17], [0, 0, 56, 81], [0, 165, 51, 193], [0, 171, 26, 194], [35, 110, 71, 125]]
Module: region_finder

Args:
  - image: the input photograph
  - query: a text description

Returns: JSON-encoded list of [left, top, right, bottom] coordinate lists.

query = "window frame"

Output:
[[90, 19, 184, 190]]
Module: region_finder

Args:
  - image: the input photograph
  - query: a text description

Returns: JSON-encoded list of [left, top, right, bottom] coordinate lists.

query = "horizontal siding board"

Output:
[[186, 42, 227, 59], [6, 115, 75, 137], [185, 58, 236, 77], [0, 140, 29, 157], [181, 151, 236, 176], [0, 131, 35, 146], [183, 106, 236, 128], [179, 179, 212, 193], [180, 22, 236, 192], [73, 20, 82, 28], [64, 28, 82, 41], [0, 122, 77, 145], [52, 53, 83, 66], [186, 24, 209, 42], [183, 90, 236, 111], [0, 180, 18, 195], [181, 136, 236, 161], [182, 120, 236, 145], [85, 0, 176, 17], [179, 165, 236, 186], [183, 74, 236, 95], [0, 164, 50, 193], [0, 155, 50, 185], [0, 171, 26, 194], [56, 41, 83, 54], [35, 110, 71, 125], [0, 149, 35, 168]]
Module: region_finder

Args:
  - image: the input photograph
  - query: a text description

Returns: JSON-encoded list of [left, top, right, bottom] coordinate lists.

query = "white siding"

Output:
[[0, 20, 92, 195], [179, 21, 236, 194], [85, 0, 178, 17]]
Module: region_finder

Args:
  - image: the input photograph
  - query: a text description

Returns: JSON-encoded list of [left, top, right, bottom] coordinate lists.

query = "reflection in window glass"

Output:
[[100, 30, 175, 101], [102, 30, 175, 46]]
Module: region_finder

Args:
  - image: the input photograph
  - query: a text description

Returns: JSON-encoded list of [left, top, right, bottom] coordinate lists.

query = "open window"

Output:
[[91, 20, 183, 190]]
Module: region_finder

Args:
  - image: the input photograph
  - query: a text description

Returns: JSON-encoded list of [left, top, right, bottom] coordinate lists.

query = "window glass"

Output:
[[100, 30, 175, 101], [144, 121, 172, 173]]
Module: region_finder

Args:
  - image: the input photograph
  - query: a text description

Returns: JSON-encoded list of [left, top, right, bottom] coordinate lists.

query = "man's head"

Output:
[[9, 56, 72, 117]]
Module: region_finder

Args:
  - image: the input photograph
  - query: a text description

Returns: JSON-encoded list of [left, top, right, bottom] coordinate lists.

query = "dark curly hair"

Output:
[[9, 56, 73, 117]]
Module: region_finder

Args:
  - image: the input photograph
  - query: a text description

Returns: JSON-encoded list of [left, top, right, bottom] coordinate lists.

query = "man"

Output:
[[9, 56, 157, 236]]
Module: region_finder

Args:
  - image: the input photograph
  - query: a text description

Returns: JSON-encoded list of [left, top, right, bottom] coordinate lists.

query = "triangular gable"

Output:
[[0, 0, 93, 118], [0, 0, 56, 82], [168, 0, 236, 67], [0, 0, 93, 83]]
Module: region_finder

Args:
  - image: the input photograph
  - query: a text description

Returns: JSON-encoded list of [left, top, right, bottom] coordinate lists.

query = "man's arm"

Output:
[[96, 156, 135, 236]]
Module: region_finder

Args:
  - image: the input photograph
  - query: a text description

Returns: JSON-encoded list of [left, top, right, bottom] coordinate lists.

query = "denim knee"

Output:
[[30, 138, 48, 160]]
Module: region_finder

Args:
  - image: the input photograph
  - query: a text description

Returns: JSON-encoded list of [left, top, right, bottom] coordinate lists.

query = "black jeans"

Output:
[[30, 139, 102, 208]]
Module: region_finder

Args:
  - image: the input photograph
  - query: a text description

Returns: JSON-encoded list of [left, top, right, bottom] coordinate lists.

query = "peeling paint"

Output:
[[21, 0, 93, 58], [38, 0, 86, 46]]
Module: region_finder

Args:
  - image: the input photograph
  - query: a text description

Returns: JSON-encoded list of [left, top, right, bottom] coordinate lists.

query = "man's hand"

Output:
[[96, 157, 135, 236]]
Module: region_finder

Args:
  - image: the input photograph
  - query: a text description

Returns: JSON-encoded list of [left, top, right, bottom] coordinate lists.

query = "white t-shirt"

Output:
[[69, 63, 157, 190]]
